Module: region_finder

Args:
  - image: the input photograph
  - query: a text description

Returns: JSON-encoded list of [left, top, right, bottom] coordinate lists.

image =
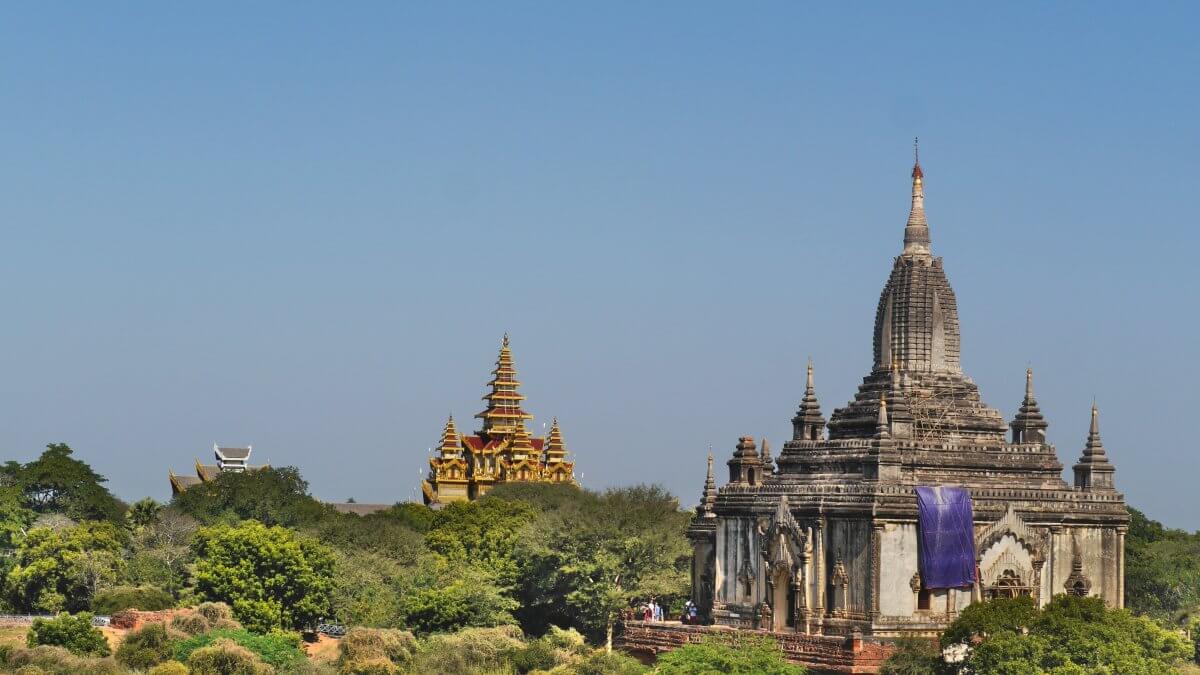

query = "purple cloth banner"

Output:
[[915, 486, 976, 589]]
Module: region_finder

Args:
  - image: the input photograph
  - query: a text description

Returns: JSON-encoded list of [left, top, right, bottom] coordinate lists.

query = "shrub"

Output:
[[176, 628, 306, 670], [2, 644, 123, 675], [26, 613, 111, 657], [93, 585, 175, 614], [409, 625, 525, 675], [567, 649, 649, 675], [655, 635, 805, 674], [879, 638, 944, 675], [542, 625, 588, 654], [186, 638, 273, 675], [338, 627, 416, 667], [341, 657, 400, 674], [170, 612, 212, 636], [508, 638, 561, 673], [196, 601, 237, 625], [148, 662, 190, 675], [115, 622, 179, 670]]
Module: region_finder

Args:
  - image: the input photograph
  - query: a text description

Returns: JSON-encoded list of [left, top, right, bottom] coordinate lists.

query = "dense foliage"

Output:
[[191, 520, 336, 632], [27, 612, 111, 657], [884, 594, 1193, 674], [654, 635, 805, 674]]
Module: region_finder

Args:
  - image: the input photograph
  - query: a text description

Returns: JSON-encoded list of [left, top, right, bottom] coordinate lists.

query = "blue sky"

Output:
[[2, 3, 1198, 527]]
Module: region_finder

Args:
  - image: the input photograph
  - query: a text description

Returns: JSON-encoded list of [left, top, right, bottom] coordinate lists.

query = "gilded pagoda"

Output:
[[422, 335, 576, 504]]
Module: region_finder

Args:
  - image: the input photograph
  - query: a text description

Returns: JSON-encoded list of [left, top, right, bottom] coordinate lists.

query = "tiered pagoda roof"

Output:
[[423, 335, 577, 504]]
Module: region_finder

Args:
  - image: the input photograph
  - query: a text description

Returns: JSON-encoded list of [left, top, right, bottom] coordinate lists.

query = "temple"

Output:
[[168, 444, 266, 495], [422, 335, 577, 504], [685, 153, 1127, 639]]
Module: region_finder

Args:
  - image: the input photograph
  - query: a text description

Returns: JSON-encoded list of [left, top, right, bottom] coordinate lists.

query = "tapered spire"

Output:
[[1073, 403, 1116, 491], [476, 334, 534, 435], [792, 359, 827, 441], [437, 415, 462, 458], [701, 451, 718, 518], [544, 418, 567, 463], [875, 396, 891, 439], [903, 139, 931, 256], [760, 438, 774, 473], [1011, 367, 1049, 443]]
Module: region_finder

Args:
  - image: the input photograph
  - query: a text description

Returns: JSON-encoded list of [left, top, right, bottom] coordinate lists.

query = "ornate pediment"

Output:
[[760, 496, 809, 573], [976, 503, 1043, 557]]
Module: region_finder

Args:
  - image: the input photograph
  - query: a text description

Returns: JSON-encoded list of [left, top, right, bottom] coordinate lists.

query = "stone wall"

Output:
[[618, 621, 894, 674]]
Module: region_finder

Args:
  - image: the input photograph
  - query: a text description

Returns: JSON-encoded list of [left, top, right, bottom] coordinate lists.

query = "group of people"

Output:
[[631, 599, 702, 624], [639, 599, 664, 622]]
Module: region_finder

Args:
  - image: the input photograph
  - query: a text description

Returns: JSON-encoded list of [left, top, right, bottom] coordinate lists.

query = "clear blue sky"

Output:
[[2, 3, 1198, 527]]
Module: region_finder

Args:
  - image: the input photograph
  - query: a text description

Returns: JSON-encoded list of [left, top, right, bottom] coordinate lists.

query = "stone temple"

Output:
[[686, 157, 1127, 638]]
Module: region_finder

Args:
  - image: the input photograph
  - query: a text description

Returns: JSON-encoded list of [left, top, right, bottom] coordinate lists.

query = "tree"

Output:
[[1125, 507, 1200, 620], [8, 444, 123, 522], [654, 635, 805, 674], [26, 612, 111, 657], [943, 595, 1192, 673], [172, 466, 330, 527], [423, 498, 538, 588], [0, 484, 35, 550], [517, 485, 692, 649], [115, 622, 177, 669], [879, 638, 944, 675], [191, 520, 335, 632], [125, 497, 163, 531], [128, 508, 198, 594], [395, 554, 518, 635], [4, 521, 125, 612]]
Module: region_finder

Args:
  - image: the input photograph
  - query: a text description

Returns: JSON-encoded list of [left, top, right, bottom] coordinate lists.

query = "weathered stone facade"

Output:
[[687, 158, 1127, 640]]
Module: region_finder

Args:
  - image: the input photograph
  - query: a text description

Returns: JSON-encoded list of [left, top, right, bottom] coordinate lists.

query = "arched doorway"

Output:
[[771, 567, 791, 632]]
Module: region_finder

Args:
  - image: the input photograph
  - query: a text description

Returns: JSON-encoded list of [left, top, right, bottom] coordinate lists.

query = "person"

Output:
[[687, 601, 698, 624], [643, 602, 652, 621], [652, 599, 662, 622]]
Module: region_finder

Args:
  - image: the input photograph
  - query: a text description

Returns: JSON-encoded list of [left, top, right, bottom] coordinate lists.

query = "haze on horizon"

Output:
[[1, 3, 1197, 528]]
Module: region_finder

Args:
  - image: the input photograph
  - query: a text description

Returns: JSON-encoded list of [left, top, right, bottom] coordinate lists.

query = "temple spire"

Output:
[[544, 417, 567, 463], [792, 358, 827, 441], [701, 451, 717, 517], [1010, 367, 1049, 443], [476, 334, 534, 435], [437, 415, 462, 458], [903, 138, 931, 256], [1073, 403, 1116, 491]]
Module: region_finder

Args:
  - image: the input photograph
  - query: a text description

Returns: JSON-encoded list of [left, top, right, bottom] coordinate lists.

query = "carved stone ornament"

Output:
[[910, 572, 922, 594]]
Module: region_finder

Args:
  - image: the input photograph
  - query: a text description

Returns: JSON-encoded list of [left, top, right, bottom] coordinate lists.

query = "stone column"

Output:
[[1117, 527, 1126, 608], [1047, 526, 1061, 606], [871, 524, 883, 621], [814, 517, 826, 630]]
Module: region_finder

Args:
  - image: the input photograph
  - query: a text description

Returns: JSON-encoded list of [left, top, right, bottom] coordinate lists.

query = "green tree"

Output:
[[879, 638, 944, 675], [125, 497, 162, 531], [4, 521, 125, 612], [943, 595, 1192, 673], [127, 507, 198, 594], [191, 520, 335, 632], [395, 554, 518, 635], [172, 466, 331, 527], [26, 612, 111, 657], [654, 635, 805, 674], [0, 484, 35, 550], [517, 485, 691, 649], [1125, 507, 1200, 620], [424, 498, 538, 588], [8, 444, 124, 522]]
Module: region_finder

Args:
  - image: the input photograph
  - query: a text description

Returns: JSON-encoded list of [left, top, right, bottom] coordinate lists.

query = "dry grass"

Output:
[[0, 625, 27, 648]]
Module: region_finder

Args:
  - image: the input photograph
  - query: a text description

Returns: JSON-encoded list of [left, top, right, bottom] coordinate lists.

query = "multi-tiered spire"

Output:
[[700, 452, 717, 518], [544, 418, 567, 463], [476, 334, 534, 435], [438, 415, 463, 458], [1073, 404, 1116, 491], [792, 359, 826, 441], [1011, 368, 1049, 444]]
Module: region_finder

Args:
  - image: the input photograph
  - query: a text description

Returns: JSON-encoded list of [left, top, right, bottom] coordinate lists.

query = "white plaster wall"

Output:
[[879, 523, 919, 616]]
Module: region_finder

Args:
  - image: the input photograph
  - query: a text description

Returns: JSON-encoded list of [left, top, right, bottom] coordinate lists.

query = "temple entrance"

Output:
[[772, 569, 790, 632]]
